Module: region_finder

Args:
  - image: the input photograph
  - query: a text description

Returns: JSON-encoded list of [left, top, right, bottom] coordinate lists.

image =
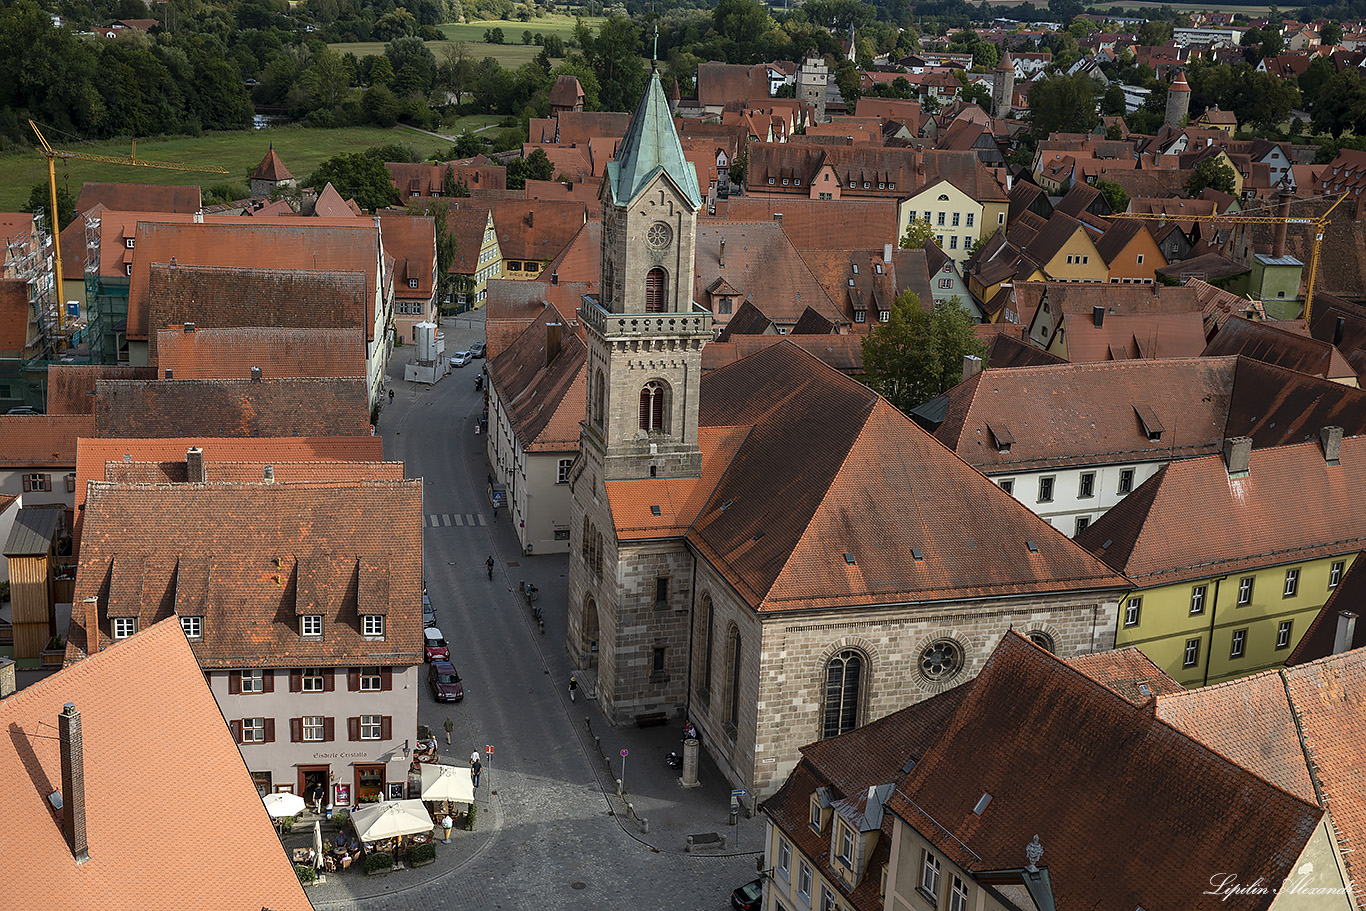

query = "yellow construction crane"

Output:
[[1116, 191, 1349, 323], [29, 120, 228, 343]]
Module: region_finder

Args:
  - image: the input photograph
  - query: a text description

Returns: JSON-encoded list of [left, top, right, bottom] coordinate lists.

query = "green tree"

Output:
[[413, 198, 458, 304], [307, 152, 398, 211], [960, 81, 991, 108], [1185, 156, 1238, 197], [506, 147, 555, 189], [362, 84, 401, 126], [577, 14, 644, 113], [24, 182, 76, 233], [1027, 72, 1100, 138], [441, 166, 470, 196], [1093, 179, 1129, 213], [862, 291, 986, 413], [386, 36, 439, 95], [1101, 84, 1126, 117], [899, 218, 937, 249], [1311, 69, 1366, 138], [1322, 22, 1343, 46], [1137, 20, 1172, 46]]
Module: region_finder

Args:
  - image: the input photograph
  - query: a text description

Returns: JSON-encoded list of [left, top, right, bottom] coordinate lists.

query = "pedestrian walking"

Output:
[[442, 813, 453, 843], [388, 388, 394, 403], [311, 782, 324, 815], [568, 675, 578, 702], [470, 751, 482, 788], [443, 716, 454, 745]]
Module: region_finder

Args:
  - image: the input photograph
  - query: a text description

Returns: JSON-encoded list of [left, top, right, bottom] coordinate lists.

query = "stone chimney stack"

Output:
[[58, 703, 90, 864], [1321, 426, 1344, 464], [546, 322, 562, 366], [82, 597, 99, 657], [1273, 184, 1293, 259], [186, 447, 205, 483], [962, 354, 982, 381], [1334, 611, 1359, 654], [718, 236, 725, 268], [1223, 436, 1252, 477]]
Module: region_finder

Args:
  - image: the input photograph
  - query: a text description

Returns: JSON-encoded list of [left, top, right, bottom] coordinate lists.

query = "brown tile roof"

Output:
[[680, 344, 1128, 610], [538, 219, 600, 287], [311, 181, 359, 218], [376, 212, 436, 300], [126, 219, 381, 343], [1011, 280, 1201, 328], [525, 178, 602, 203], [694, 222, 841, 326], [70, 478, 422, 668], [701, 334, 867, 375], [521, 143, 594, 182], [144, 263, 370, 359], [44, 366, 159, 415], [1156, 252, 1250, 283], [92, 377, 371, 438], [887, 633, 1323, 910], [487, 199, 588, 265], [1, 618, 313, 911], [1204, 314, 1357, 382], [1224, 199, 1366, 299], [1105, 168, 1189, 199], [0, 415, 96, 467], [251, 148, 294, 182], [608, 426, 751, 541], [1081, 435, 1366, 586], [553, 111, 631, 147], [386, 162, 508, 198], [982, 331, 1065, 368], [1065, 646, 1185, 704], [549, 74, 583, 108], [156, 326, 367, 379], [1093, 218, 1154, 264], [697, 62, 771, 107], [0, 211, 34, 244], [705, 197, 900, 252], [488, 304, 586, 453], [1286, 553, 1366, 665], [714, 299, 774, 337], [1062, 310, 1209, 362], [934, 357, 1237, 472], [0, 278, 28, 352], [74, 182, 202, 215]]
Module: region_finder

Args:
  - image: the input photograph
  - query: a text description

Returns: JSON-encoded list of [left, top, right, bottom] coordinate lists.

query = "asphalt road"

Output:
[[346, 318, 757, 911]]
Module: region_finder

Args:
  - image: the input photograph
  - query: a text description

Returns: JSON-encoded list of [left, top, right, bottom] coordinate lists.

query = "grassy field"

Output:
[[332, 13, 604, 66], [0, 122, 499, 213]]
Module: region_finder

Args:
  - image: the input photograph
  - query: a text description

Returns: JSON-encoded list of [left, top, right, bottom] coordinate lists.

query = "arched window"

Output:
[[645, 267, 667, 313], [592, 369, 605, 428], [581, 516, 591, 564], [700, 595, 715, 698], [726, 626, 742, 728], [822, 650, 863, 739], [592, 529, 604, 579], [639, 381, 667, 432]]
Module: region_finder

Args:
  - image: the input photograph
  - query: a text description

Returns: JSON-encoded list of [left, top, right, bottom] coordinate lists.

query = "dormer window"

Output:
[[768, 177, 776, 185], [837, 820, 855, 865], [810, 798, 822, 831], [125, 238, 134, 249], [301, 614, 322, 637], [362, 615, 384, 638], [112, 617, 136, 640], [794, 178, 801, 186], [407, 278, 419, 289], [180, 616, 203, 639], [854, 309, 866, 323]]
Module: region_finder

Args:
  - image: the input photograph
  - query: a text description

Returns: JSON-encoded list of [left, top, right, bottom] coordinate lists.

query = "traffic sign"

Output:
[[732, 789, 747, 797], [485, 744, 494, 754], [620, 748, 629, 757]]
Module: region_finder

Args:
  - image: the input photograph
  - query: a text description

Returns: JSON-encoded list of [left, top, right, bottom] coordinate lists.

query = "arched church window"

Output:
[[645, 268, 666, 313], [822, 650, 864, 739], [726, 626, 742, 728], [639, 381, 667, 433], [592, 370, 605, 428]]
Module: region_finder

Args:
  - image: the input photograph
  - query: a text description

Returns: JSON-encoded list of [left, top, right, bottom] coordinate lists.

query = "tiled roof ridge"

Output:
[[87, 477, 419, 493]]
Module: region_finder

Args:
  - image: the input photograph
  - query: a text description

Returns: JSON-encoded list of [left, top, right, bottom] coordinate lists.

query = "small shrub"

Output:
[[365, 850, 394, 874], [410, 842, 436, 865], [280, 815, 296, 833], [295, 863, 317, 884], [331, 810, 350, 828], [464, 804, 477, 830]]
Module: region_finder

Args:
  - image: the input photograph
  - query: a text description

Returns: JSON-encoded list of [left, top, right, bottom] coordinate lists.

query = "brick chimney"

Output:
[[58, 703, 90, 864], [1334, 611, 1359, 654], [186, 447, 205, 483], [718, 236, 726, 268], [1321, 426, 1344, 464], [772, 212, 783, 226], [1273, 185, 1292, 258], [1223, 436, 1252, 477], [82, 597, 99, 657]]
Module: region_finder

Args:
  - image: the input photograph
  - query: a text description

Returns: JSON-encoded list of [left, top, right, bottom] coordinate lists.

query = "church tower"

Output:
[[566, 72, 712, 722], [584, 70, 712, 482], [796, 50, 828, 123]]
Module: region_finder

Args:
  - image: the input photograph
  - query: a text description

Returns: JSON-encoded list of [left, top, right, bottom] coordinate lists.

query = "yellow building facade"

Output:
[[898, 180, 1005, 266], [1034, 223, 1109, 283], [1116, 553, 1355, 687]]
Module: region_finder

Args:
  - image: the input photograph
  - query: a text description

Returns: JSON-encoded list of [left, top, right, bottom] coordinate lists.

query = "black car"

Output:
[[470, 342, 487, 358], [731, 878, 763, 911], [423, 592, 436, 627]]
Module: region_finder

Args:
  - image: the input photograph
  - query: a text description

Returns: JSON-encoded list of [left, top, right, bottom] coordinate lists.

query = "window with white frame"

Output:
[[242, 669, 264, 693], [302, 669, 325, 692], [1136, 254, 1144, 264], [1277, 620, 1293, 650], [951, 212, 960, 227], [558, 458, 574, 484], [1124, 597, 1141, 628], [1078, 471, 1095, 498], [937, 212, 946, 226], [301, 614, 322, 637], [778, 839, 791, 880], [1184, 638, 1200, 668], [1230, 629, 1247, 659], [1330, 560, 1345, 588], [242, 717, 266, 743], [407, 278, 419, 289], [966, 212, 974, 227], [1118, 467, 1135, 494], [302, 716, 326, 741], [1037, 476, 1055, 503], [810, 798, 822, 830], [362, 615, 384, 638], [112, 617, 136, 639], [1238, 577, 1253, 605], [949, 876, 969, 911], [22, 473, 52, 492], [821, 884, 838, 911], [180, 616, 203, 639], [920, 850, 941, 899], [837, 821, 854, 864], [1284, 568, 1300, 597], [798, 861, 812, 902], [360, 668, 382, 691], [1190, 585, 1207, 615], [359, 715, 382, 740], [998, 212, 1005, 224]]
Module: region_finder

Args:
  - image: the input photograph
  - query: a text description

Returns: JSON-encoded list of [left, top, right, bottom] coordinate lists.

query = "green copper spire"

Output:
[[606, 72, 702, 210]]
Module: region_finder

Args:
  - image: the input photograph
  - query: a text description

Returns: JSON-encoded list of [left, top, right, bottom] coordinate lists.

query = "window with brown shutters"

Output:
[[380, 667, 393, 691], [348, 717, 361, 741], [645, 267, 666, 312], [323, 717, 335, 742], [263, 670, 274, 693], [290, 669, 303, 692], [230, 720, 242, 743], [381, 716, 392, 740], [323, 668, 336, 692], [348, 669, 361, 692], [639, 382, 666, 432], [263, 719, 275, 743], [22, 474, 52, 492], [229, 671, 242, 694], [290, 717, 303, 742]]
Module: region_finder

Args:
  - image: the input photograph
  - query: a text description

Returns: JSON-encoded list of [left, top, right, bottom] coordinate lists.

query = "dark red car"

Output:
[[427, 661, 463, 703]]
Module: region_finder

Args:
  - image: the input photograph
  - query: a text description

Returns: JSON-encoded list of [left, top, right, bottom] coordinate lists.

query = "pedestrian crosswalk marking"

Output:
[[454, 513, 464, 526], [470, 514, 480, 526], [429, 514, 439, 526], [442, 515, 452, 526], [422, 512, 491, 528]]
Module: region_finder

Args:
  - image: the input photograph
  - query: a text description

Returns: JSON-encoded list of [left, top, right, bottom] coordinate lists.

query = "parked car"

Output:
[[427, 661, 464, 702], [731, 879, 763, 911], [6, 406, 40, 415], [422, 592, 436, 628], [423, 627, 450, 662], [469, 342, 487, 358], [451, 351, 472, 368]]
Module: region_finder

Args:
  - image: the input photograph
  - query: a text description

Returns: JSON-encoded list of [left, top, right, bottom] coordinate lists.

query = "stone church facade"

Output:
[[567, 73, 1130, 801]]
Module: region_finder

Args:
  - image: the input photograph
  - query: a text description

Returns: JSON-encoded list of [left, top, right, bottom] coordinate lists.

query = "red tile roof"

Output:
[[1286, 553, 1366, 665], [1062, 310, 1209, 362], [708, 197, 900, 251], [92, 377, 371, 438], [44, 366, 159, 415], [888, 633, 1323, 910], [71, 478, 422, 668], [155, 326, 367, 379], [0, 278, 28, 352], [487, 303, 586, 453], [74, 182, 201, 215], [694, 222, 841, 326], [1, 617, 313, 911], [1081, 435, 1366, 586], [0, 415, 96, 467], [486, 199, 589, 265], [1065, 646, 1185, 703], [251, 148, 294, 182], [1205, 314, 1357, 382]]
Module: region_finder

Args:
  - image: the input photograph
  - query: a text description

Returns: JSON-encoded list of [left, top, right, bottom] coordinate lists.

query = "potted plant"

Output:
[[364, 851, 393, 875], [464, 804, 477, 830], [280, 815, 296, 834], [409, 843, 436, 867], [294, 864, 317, 885], [41, 635, 65, 667]]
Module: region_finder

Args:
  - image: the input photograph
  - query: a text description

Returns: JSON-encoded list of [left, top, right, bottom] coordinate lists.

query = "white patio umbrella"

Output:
[[313, 821, 324, 871], [263, 792, 306, 819], [350, 799, 435, 843], [419, 763, 475, 804]]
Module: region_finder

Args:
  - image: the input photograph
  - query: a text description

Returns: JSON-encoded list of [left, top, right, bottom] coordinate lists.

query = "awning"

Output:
[[419, 763, 474, 804], [350, 799, 434, 842]]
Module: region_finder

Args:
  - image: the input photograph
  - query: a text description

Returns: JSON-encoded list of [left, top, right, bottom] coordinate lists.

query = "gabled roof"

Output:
[[155, 326, 367, 380], [71, 478, 423, 667], [1063, 310, 1209, 362], [75, 182, 202, 215], [376, 212, 436, 298], [1204, 315, 1356, 382], [716, 299, 775, 338], [488, 303, 586, 453], [1287, 554, 1366, 666], [1093, 218, 1155, 264], [982, 331, 1066, 369], [708, 197, 900, 252], [487, 199, 589, 264], [694, 222, 841, 325], [312, 181, 358, 218], [1065, 646, 1185, 704], [92, 377, 371, 438], [701, 334, 867, 376], [681, 344, 1128, 611], [887, 634, 1323, 909], [44, 366, 159, 415], [607, 73, 701, 209], [1, 618, 313, 911], [1081, 435, 1366, 586], [549, 74, 584, 107], [0, 415, 96, 467]]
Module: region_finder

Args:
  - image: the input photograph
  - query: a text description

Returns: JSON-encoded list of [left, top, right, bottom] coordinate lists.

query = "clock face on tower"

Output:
[[646, 222, 672, 249]]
